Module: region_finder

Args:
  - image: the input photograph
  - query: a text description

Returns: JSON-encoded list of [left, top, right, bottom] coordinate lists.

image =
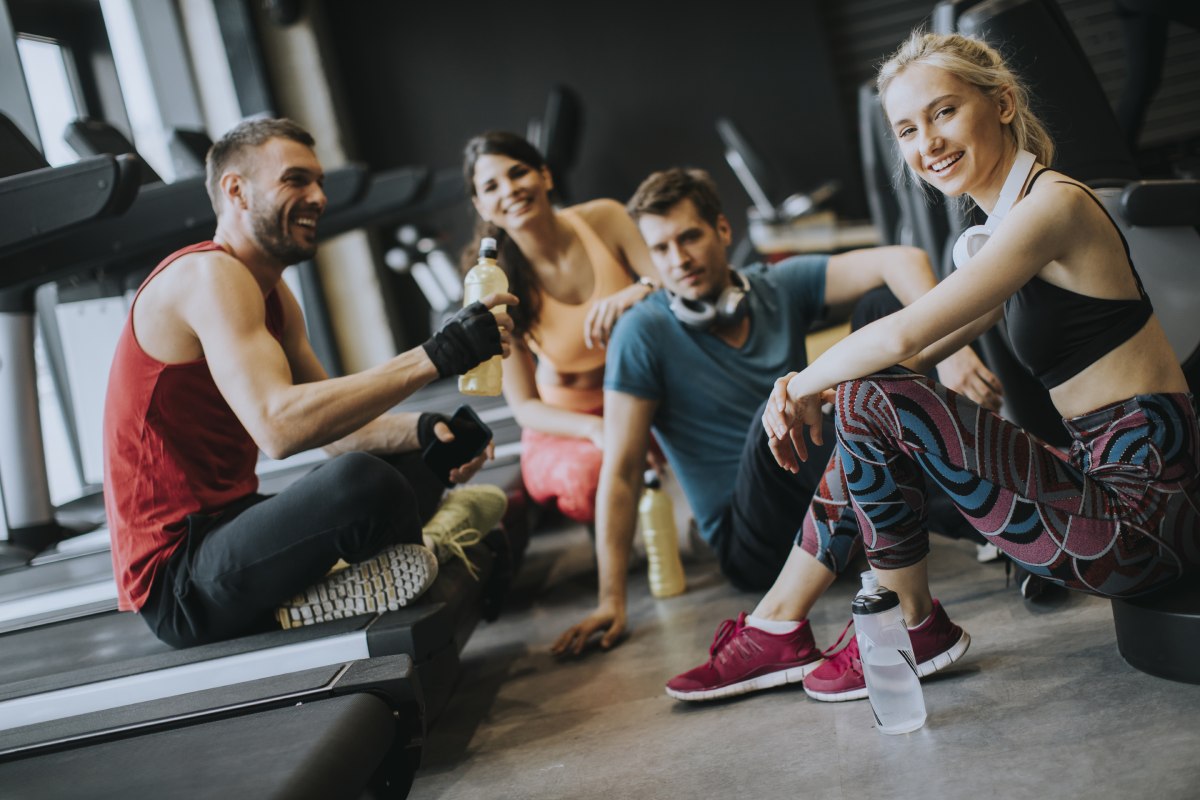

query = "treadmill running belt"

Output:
[[0, 692, 400, 800]]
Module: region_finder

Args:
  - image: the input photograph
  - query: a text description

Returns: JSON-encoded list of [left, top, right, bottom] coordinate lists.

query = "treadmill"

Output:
[[0, 124, 526, 797], [0, 142, 424, 798], [1, 666, 421, 800], [0, 524, 507, 797], [0, 124, 525, 635], [0, 112, 369, 630], [0, 120, 140, 576]]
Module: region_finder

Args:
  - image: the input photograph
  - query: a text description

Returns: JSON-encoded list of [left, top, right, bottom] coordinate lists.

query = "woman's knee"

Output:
[[833, 378, 880, 435], [833, 371, 927, 435]]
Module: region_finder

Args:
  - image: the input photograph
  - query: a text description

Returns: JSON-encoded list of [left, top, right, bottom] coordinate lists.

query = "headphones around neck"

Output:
[[951, 149, 1036, 270], [668, 271, 750, 330]]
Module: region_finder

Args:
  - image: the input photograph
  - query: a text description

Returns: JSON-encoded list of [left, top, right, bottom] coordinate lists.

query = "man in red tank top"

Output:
[[103, 118, 517, 647]]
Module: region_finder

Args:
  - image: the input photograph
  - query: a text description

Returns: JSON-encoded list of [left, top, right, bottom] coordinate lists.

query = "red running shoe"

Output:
[[666, 613, 823, 701], [802, 599, 971, 702]]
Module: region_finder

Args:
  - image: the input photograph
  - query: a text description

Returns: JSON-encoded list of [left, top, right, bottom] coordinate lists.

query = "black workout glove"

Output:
[[417, 412, 451, 451], [421, 301, 502, 378]]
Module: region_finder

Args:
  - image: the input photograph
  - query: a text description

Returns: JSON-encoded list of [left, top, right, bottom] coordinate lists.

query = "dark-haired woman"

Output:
[[464, 132, 658, 523]]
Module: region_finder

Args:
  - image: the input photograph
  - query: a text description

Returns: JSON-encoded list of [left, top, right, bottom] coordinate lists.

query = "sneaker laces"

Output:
[[708, 618, 740, 659], [707, 616, 764, 665], [424, 525, 483, 579], [819, 619, 863, 677]]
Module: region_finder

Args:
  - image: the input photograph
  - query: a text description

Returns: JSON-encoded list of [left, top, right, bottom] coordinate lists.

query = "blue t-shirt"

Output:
[[605, 255, 828, 545]]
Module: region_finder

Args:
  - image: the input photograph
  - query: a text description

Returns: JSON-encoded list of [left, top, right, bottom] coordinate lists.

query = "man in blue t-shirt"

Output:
[[553, 169, 1002, 673]]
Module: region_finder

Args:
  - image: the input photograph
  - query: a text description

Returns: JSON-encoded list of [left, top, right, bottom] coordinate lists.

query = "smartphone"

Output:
[[421, 404, 493, 487]]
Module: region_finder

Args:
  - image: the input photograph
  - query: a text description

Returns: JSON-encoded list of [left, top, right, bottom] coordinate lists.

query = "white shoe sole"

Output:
[[916, 629, 971, 678], [666, 659, 823, 702], [803, 683, 870, 702], [277, 544, 439, 629], [804, 629, 972, 703]]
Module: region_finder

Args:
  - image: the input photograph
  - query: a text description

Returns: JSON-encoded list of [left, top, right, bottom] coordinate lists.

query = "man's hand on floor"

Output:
[[552, 601, 627, 657]]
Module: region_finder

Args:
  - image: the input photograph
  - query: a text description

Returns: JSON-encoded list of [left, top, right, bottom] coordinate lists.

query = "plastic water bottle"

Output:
[[459, 237, 508, 396], [638, 469, 686, 598], [852, 570, 926, 734]]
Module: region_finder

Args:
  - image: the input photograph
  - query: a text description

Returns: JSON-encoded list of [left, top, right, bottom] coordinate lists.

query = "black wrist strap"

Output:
[[417, 412, 450, 451]]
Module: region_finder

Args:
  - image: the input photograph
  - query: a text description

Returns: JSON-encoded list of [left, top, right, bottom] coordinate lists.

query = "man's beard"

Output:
[[250, 202, 317, 264]]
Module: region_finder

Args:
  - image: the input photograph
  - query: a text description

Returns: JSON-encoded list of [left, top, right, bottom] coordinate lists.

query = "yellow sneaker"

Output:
[[422, 484, 507, 580]]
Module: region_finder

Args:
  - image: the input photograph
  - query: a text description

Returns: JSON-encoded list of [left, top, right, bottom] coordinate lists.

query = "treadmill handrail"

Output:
[[0, 155, 141, 259], [318, 165, 432, 239], [0, 164, 368, 293]]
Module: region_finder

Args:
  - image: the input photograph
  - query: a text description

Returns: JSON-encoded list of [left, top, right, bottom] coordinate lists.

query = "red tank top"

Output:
[[104, 241, 284, 611]]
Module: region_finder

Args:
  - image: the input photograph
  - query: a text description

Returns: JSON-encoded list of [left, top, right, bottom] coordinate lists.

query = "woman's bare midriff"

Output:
[[1049, 317, 1189, 419]]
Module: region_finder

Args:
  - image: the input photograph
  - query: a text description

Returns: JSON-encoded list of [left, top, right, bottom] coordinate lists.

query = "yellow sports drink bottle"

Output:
[[638, 469, 686, 598], [459, 237, 508, 396]]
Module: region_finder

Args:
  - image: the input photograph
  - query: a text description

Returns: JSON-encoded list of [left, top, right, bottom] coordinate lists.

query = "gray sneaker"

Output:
[[277, 543, 438, 630]]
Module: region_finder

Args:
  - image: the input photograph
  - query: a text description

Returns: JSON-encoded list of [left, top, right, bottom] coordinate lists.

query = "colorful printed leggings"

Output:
[[800, 368, 1200, 597]]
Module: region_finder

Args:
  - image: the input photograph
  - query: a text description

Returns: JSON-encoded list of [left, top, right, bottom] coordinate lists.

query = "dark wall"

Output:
[[322, 0, 865, 245]]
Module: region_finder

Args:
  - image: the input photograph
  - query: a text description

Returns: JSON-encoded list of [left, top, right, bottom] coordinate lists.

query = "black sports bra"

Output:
[[1004, 170, 1154, 390]]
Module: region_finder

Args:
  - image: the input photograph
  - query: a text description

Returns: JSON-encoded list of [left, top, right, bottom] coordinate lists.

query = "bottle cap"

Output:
[[852, 587, 900, 616], [860, 569, 879, 592], [479, 237, 498, 259], [643, 469, 661, 490]]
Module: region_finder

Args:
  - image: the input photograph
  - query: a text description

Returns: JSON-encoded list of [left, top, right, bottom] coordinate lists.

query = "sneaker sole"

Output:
[[804, 629, 972, 703], [277, 544, 438, 629], [915, 628, 971, 678], [803, 683, 870, 702], [665, 659, 823, 702]]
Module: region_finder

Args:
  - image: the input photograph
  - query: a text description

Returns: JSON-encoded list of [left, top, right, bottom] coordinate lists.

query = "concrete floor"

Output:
[[409, 522, 1200, 800]]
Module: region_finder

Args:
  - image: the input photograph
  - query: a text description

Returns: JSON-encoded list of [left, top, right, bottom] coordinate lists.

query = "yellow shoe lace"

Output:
[[422, 485, 506, 581], [425, 525, 483, 579]]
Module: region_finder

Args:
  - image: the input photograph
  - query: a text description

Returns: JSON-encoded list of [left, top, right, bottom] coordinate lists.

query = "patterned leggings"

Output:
[[800, 368, 1200, 597]]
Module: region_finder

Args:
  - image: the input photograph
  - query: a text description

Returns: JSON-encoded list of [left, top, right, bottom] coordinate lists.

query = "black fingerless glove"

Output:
[[421, 301, 502, 378], [417, 412, 451, 451]]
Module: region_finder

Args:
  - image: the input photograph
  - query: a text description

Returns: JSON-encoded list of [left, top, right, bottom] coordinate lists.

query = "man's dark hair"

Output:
[[626, 167, 723, 228], [205, 117, 315, 211]]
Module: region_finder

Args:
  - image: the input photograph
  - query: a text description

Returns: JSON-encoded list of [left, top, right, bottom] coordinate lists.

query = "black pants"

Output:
[[711, 287, 982, 591], [140, 451, 444, 648], [714, 405, 838, 591]]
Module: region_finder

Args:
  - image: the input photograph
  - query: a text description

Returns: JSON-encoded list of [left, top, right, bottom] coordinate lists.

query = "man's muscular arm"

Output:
[[183, 252, 514, 459]]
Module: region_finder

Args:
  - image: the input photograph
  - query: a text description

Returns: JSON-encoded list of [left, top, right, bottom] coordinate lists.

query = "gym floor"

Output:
[[409, 518, 1200, 800]]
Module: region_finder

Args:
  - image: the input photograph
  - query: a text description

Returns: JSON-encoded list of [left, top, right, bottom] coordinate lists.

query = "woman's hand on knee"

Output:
[[936, 347, 1003, 411], [763, 373, 829, 472]]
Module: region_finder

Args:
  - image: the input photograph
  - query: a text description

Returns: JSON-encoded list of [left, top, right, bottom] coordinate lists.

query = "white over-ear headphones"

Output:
[[951, 149, 1036, 269], [668, 271, 750, 330]]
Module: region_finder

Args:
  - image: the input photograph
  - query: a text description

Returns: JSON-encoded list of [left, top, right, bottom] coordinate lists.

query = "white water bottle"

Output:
[[852, 570, 927, 735]]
